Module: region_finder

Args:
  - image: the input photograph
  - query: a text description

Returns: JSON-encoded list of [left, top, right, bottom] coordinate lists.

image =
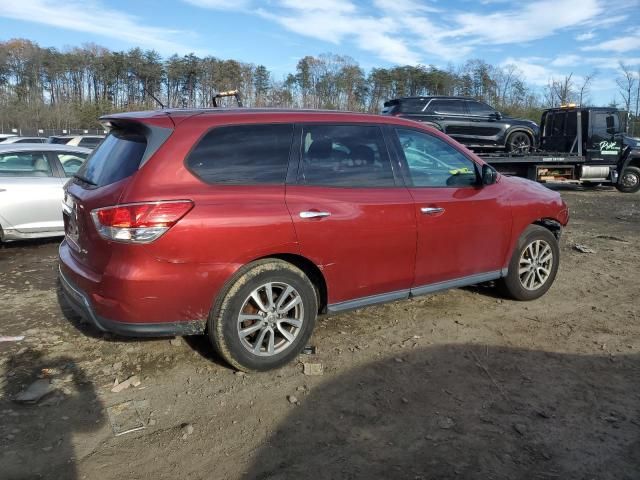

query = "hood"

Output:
[[500, 174, 560, 198], [623, 135, 640, 149]]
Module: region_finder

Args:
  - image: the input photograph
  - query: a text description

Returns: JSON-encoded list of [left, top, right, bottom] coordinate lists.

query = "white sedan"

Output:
[[0, 144, 91, 241]]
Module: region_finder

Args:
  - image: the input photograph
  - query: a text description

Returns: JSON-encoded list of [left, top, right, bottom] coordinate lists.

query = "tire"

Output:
[[208, 259, 318, 371], [499, 225, 560, 301], [506, 131, 532, 154], [615, 166, 640, 193]]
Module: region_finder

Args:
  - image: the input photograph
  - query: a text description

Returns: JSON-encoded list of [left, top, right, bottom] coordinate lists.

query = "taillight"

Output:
[[91, 200, 193, 243]]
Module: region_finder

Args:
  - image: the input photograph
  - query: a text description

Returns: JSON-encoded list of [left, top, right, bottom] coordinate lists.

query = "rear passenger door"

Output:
[[286, 124, 416, 309], [0, 151, 66, 233], [424, 99, 470, 142]]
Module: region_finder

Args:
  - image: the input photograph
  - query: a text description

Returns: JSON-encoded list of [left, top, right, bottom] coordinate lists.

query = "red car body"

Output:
[[58, 109, 569, 337]]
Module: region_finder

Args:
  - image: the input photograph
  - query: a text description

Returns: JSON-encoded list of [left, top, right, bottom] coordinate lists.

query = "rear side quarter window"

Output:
[[186, 124, 294, 185]]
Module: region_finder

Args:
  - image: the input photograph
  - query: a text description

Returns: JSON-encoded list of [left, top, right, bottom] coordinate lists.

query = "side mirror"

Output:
[[482, 164, 498, 185], [490, 112, 502, 120]]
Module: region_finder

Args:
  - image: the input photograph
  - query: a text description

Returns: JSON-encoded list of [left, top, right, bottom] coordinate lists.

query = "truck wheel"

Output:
[[615, 166, 640, 193], [208, 259, 318, 372], [499, 225, 560, 301], [506, 131, 532, 154]]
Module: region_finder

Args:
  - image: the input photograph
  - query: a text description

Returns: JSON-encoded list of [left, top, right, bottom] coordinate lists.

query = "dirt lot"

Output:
[[1, 185, 639, 480]]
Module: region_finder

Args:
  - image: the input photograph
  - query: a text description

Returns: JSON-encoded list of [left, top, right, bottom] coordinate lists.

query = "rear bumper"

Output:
[[58, 265, 205, 337]]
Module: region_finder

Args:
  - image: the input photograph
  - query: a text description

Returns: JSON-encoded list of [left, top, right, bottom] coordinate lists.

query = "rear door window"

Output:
[[76, 130, 146, 187], [299, 124, 395, 187], [0, 152, 53, 177], [186, 124, 293, 185], [426, 100, 466, 115]]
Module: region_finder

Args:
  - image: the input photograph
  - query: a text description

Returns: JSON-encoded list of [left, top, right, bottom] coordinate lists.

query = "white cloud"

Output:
[[0, 0, 198, 54], [582, 34, 640, 53], [576, 31, 595, 41], [550, 54, 583, 67], [183, 0, 251, 9], [180, 0, 637, 67], [451, 0, 604, 44]]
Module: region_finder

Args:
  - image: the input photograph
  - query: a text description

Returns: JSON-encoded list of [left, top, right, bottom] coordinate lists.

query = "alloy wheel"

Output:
[[518, 239, 554, 291], [237, 282, 304, 356]]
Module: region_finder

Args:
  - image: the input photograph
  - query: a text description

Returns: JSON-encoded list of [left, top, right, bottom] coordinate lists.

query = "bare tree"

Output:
[[616, 62, 637, 132], [544, 74, 574, 107], [578, 71, 597, 106]]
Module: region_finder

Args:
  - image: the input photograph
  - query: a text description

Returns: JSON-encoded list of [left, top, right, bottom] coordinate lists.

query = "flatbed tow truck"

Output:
[[477, 105, 640, 193]]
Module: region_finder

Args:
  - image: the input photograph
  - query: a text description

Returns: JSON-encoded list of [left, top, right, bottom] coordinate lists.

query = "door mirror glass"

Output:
[[491, 111, 502, 120], [482, 164, 498, 185]]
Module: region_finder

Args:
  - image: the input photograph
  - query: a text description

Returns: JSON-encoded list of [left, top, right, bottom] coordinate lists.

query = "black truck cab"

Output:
[[481, 105, 640, 193]]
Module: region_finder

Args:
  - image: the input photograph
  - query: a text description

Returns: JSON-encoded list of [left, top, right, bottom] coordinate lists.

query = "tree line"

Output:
[[0, 38, 637, 135]]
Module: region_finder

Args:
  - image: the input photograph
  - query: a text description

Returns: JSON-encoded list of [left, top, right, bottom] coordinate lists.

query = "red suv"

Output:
[[59, 109, 569, 371]]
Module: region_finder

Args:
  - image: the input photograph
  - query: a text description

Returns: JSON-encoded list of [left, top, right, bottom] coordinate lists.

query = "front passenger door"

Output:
[[390, 127, 512, 288]]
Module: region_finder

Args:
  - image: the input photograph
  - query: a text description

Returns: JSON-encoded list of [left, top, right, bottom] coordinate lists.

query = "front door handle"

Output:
[[299, 211, 331, 219], [421, 207, 445, 215]]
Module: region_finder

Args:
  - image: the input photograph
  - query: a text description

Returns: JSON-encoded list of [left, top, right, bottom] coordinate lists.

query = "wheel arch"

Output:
[[504, 127, 535, 147], [621, 152, 640, 170], [253, 253, 328, 314], [533, 218, 562, 239]]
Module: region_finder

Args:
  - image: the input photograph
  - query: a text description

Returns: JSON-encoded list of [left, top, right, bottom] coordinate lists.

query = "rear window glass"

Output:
[[186, 124, 293, 185], [76, 130, 146, 186]]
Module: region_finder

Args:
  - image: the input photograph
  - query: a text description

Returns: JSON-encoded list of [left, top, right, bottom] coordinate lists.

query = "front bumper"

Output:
[[58, 266, 205, 337]]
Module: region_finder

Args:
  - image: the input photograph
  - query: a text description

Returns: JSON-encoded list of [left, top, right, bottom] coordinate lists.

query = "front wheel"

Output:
[[208, 259, 318, 371], [506, 131, 532, 154], [499, 225, 560, 301], [615, 166, 640, 193]]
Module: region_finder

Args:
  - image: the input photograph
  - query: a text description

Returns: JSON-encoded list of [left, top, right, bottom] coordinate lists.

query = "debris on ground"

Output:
[[111, 375, 141, 393], [107, 401, 146, 436], [13, 379, 54, 404], [573, 244, 595, 254], [170, 337, 183, 347], [513, 423, 527, 436], [181, 423, 194, 439], [302, 362, 324, 376], [287, 395, 299, 405], [0, 335, 25, 342], [302, 345, 317, 355], [437, 416, 455, 430]]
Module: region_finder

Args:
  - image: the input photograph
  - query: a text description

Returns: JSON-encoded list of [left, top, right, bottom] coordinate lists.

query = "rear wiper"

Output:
[[73, 173, 97, 186]]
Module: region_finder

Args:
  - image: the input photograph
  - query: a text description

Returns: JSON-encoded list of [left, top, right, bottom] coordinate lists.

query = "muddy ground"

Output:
[[0, 185, 639, 480]]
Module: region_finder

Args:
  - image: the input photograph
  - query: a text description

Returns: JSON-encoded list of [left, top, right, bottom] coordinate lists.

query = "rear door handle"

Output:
[[299, 211, 331, 219], [421, 207, 445, 215]]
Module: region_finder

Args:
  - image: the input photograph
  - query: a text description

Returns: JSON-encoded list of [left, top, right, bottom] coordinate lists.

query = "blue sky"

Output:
[[0, 0, 639, 105]]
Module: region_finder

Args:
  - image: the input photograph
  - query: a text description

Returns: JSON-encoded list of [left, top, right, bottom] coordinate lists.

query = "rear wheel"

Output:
[[615, 166, 640, 193], [208, 259, 318, 371], [506, 131, 532, 154], [499, 225, 560, 301]]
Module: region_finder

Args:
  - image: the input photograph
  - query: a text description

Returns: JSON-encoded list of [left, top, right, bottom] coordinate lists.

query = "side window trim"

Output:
[[390, 127, 480, 189], [292, 122, 404, 188]]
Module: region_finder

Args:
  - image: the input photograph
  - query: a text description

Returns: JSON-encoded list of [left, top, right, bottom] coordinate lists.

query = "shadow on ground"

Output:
[[0, 349, 105, 479], [244, 345, 640, 480]]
